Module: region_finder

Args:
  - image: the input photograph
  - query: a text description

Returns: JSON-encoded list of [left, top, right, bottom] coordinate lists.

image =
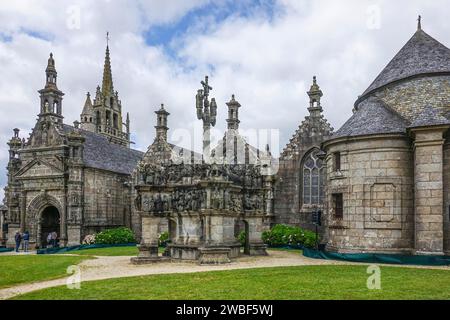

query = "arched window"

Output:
[[113, 113, 119, 129], [302, 149, 325, 206]]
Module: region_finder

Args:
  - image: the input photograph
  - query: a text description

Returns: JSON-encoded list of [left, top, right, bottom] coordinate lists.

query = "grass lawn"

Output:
[[0, 255, 90, 289], [61, 246, 140, 256], [13, 265, 450, 300]]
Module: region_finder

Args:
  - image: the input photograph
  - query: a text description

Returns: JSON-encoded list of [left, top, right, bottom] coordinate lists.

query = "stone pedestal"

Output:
[[169, 244, 200, 260], [198, 247, 231, 264], [412, 127, 448, 255], [130, 215, 162, 264], [248, 242, 268, 256], [67, 225, 81, 246], [130, 244, 164, 264], [6, 224, 20, 248]]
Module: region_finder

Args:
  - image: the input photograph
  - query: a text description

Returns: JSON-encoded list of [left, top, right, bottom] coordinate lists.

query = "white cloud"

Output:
[[0, 0, 449, 202]]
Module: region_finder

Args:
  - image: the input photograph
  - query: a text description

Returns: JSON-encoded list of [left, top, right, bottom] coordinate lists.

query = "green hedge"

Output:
[[159, 231, 169, 247], [95, 227, 136, 245], [262, 224, 317, 248], [238, 231, 246, 247]]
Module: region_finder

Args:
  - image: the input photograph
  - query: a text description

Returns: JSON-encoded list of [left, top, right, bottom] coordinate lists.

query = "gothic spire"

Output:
[[101, 32, 114, 97], [81, 92, 93, 115]]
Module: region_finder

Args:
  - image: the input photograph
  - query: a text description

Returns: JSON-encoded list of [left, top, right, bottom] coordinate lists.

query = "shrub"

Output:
[[95, 227, 136, 245], [262, 224, 317, 248], [238, 231, 246, 247], [82, 234, 96, 245], [159, 231, 169, 247]]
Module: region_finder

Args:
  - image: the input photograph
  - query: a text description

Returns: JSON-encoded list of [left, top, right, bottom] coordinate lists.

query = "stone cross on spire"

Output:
[[196, 76, 217, 163], [201, 76, 212, 99]]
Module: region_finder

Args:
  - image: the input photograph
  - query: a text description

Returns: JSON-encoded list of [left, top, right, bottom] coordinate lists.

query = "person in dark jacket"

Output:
[[22, 231, 30, 252], [14, 231, 21, 253]]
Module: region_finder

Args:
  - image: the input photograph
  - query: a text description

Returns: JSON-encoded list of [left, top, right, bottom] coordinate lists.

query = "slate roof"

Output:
[[332, 98, 409, 139], [409, 105, 450, 128], [361, 29, 450, 97], [63, 125, 144, 175]]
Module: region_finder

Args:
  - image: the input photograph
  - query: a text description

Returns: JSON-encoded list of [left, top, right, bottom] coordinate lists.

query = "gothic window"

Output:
[[110, 97, 114, 107], [96, 111, 101, 125], [334, 152, 341, 171], [53, 101, 58, 113], [302, 149, 325, 206], [106, 110, 111, 126], [113, 113, 118, 129]]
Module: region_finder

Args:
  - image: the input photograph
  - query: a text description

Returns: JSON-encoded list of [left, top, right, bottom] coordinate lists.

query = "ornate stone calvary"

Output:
[[132, 81, 273, 265], [196, 76, 217, 163]]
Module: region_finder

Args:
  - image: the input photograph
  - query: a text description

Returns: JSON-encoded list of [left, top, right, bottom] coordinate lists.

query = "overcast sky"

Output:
[[0, 0, 449, 200]]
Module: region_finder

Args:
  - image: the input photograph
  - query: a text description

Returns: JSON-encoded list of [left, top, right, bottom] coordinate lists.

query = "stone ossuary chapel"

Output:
[[2, 19, 450, 258]]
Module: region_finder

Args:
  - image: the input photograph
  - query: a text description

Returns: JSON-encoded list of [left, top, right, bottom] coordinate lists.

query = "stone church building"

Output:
[[3, 19, 450, 257], [275, 21, 450, 255], [4, 46, 143, 247]]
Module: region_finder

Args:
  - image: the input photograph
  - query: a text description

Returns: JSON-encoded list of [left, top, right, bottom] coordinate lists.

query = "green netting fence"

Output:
[[37, 243, 137, 255], [0, 247, 14, 253], [303, 247, 450, 266]]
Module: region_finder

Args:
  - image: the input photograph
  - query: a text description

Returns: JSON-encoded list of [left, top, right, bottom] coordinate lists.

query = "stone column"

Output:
[[246, 216, 267, 256], [19, 191, 26, 232], [412, 127, 448, 255], [131, 215, 161, 264]]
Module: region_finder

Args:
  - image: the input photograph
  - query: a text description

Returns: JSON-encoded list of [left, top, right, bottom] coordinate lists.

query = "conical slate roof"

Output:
[[361, 29, 450, 97], [333, 97, 408, 138]]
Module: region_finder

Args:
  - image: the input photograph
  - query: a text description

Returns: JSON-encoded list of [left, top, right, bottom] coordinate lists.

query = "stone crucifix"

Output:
[[196, 76, 217, 163]]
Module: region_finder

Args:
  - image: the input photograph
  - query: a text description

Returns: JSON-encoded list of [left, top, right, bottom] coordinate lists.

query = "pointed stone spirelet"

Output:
[[102, 32, 114, 97]]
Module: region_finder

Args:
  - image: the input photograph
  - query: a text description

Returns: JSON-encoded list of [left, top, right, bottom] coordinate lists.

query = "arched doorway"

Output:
[[40, 206, 60, 248]]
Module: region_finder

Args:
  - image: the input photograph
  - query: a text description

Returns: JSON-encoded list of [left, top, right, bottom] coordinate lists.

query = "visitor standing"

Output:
[[22, 231, 30, 252], [51, 231, 58, 247], [14, 231, 21, 253], [47, 232, 52, 248]]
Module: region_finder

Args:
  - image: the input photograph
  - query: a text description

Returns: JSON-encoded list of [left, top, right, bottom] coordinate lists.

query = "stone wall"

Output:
[[443, 138, 450, 255], [274, 116, 332, 229], [82, 168, 132, 237], [324, 135, 414, 253]]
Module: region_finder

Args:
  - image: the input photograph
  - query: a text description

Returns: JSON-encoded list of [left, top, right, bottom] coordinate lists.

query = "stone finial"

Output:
[[307, 76, 323, 110], [418, 15, 422, 30], [73, 120, 80, 129]]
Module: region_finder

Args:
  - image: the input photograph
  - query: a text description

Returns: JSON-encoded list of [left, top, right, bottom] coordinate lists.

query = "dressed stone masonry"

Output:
[[3, 40, 143, 248], [322, 19, 450, 255], [274, 77, 333, 229]]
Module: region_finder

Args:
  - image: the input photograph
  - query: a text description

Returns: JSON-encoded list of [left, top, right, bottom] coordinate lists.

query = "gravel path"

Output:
[[0, 250, 346, 300]]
